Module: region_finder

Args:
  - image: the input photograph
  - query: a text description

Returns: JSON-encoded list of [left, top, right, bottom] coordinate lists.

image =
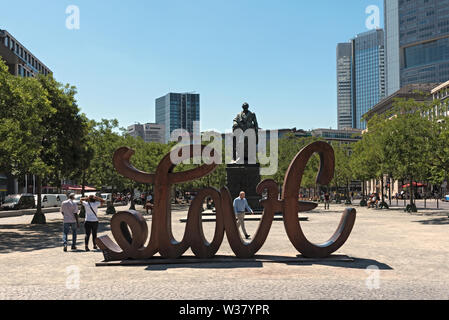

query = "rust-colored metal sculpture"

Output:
[[96, 141, 356, 261]]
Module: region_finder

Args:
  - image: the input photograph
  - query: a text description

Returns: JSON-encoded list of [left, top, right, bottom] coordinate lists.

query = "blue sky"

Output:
[[0, 0, 383, 132]]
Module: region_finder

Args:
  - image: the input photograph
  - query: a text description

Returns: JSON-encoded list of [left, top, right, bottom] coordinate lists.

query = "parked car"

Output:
[[101, 193, 113, 202], [1, 194, 36, 211], [34, 194, 59, 208], [73, 192, 97, 206]]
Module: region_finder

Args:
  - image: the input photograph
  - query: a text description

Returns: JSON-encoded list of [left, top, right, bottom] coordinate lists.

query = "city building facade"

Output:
[[311, 128, 362, 146], [156, 93, 200, 143], [431, 80, 449, 118], [127, 123, 165, 144], [0, 29, 51, 77], [363, 82, 438, 123], [385, 0, 449, 96]]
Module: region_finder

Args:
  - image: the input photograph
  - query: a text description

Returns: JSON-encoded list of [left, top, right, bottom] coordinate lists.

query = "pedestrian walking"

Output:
[[80, 195, 105, 252], [324, 192, 330, 210], [61, 193, 79, 252], [233, 191, 254, 240]]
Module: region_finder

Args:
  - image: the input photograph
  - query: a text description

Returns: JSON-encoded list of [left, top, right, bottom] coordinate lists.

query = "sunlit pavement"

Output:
[[0, 204, 448, 300]]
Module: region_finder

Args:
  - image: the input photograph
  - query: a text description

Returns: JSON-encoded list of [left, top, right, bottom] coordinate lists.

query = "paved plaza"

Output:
[[0, 203, 448, 300]]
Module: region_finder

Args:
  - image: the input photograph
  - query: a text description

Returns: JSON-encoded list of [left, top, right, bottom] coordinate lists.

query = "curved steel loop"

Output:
[[185, 188, 225, 258], [155, 145, 219, 259], [113, 147, 156, 184], [282, 141, 357, 258], [96, 210, 158, 260], [220, 179, 282, 259]]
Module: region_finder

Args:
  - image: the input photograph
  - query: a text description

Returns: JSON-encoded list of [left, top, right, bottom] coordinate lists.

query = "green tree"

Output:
[[0, 59, 55, 224], [332, 142, 352, 203]]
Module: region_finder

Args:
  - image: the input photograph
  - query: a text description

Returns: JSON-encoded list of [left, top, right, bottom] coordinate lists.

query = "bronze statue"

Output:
[[232, 103, 260, 162], [233, 103, 259, 134]]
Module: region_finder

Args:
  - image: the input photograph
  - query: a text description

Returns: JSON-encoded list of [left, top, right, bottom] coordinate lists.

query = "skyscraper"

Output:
[[337, 43, 353, 129], [352, 29, 386, 129], [337, 29, 386, 130], [155, 93, 200, 143], [385, 0, 449, 96]]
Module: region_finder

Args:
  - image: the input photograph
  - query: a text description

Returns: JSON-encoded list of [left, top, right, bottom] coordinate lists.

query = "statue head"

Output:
[[242, 103, 249, 112]]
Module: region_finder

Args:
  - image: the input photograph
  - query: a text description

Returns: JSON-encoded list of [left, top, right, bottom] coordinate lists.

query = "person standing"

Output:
[[324, 192, 330, 210], [145, 192, 154, 215], [233, 191, 254, 240], [61, 193, 79, 252], [80, 195, 105, 252]]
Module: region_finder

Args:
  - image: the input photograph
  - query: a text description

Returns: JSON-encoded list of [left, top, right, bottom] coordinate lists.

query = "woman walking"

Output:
[[80, 195, 105, 251]]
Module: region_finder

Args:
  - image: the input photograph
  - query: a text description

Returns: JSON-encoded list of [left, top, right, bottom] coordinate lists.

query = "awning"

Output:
[[402, 182, 427, 188], [62, 185, 96, 191]]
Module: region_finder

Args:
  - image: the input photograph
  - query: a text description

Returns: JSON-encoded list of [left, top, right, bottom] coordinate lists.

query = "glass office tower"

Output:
[[337, 43, 354, 129], [352, 29, 386, 130], [385, 0, 449, 94], [155, 93, 200, 143]]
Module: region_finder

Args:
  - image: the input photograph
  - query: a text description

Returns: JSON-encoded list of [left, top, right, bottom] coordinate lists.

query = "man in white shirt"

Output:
[[80, 195, 105, 252], [61, 193, 79, 252], [233, 191, 254, 240]]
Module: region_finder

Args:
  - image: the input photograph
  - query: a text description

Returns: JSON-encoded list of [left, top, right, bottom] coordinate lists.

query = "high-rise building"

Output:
[[352, 29, 386, 130], [0, 29, 52, 77], [385, 0, 449, 96], [155, 93, 200, 143], [337, 43, 353, 129], [337, 29, 386, 130], [127, 123, 165, 144]]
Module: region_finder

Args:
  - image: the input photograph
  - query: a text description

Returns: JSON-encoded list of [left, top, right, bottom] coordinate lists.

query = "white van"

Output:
[[56, 194, 68, 206], [34, 194, 59, 208], [101, 193, 113, 202]]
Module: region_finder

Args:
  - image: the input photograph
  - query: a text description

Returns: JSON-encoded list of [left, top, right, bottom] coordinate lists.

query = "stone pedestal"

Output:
[[226, 163, 262, 211]]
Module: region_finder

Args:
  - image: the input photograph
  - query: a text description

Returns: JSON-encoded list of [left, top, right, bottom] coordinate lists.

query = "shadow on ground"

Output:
[[286, 257, 393, 270], [0, 217, 112, 254], [413, 217, 449, 225], [144, 262, 264, 271], [136, 256, 393, 271]]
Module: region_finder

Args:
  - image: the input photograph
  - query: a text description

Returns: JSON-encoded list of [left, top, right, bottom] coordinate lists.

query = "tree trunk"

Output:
[[410, 176, 414, 207], [424, 181, 427, 209], [402, 179, 406, 207], [31, 176, 46, 224], [129, 185, 136, 210], [381, 177, 385, 204], [81, 170, 86, 197], [362, 181, 366, 200], [389, 177, 392, 206]]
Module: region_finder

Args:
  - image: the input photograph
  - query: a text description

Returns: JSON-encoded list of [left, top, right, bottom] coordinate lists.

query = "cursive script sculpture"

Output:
[[96, 141, 356, 261]]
